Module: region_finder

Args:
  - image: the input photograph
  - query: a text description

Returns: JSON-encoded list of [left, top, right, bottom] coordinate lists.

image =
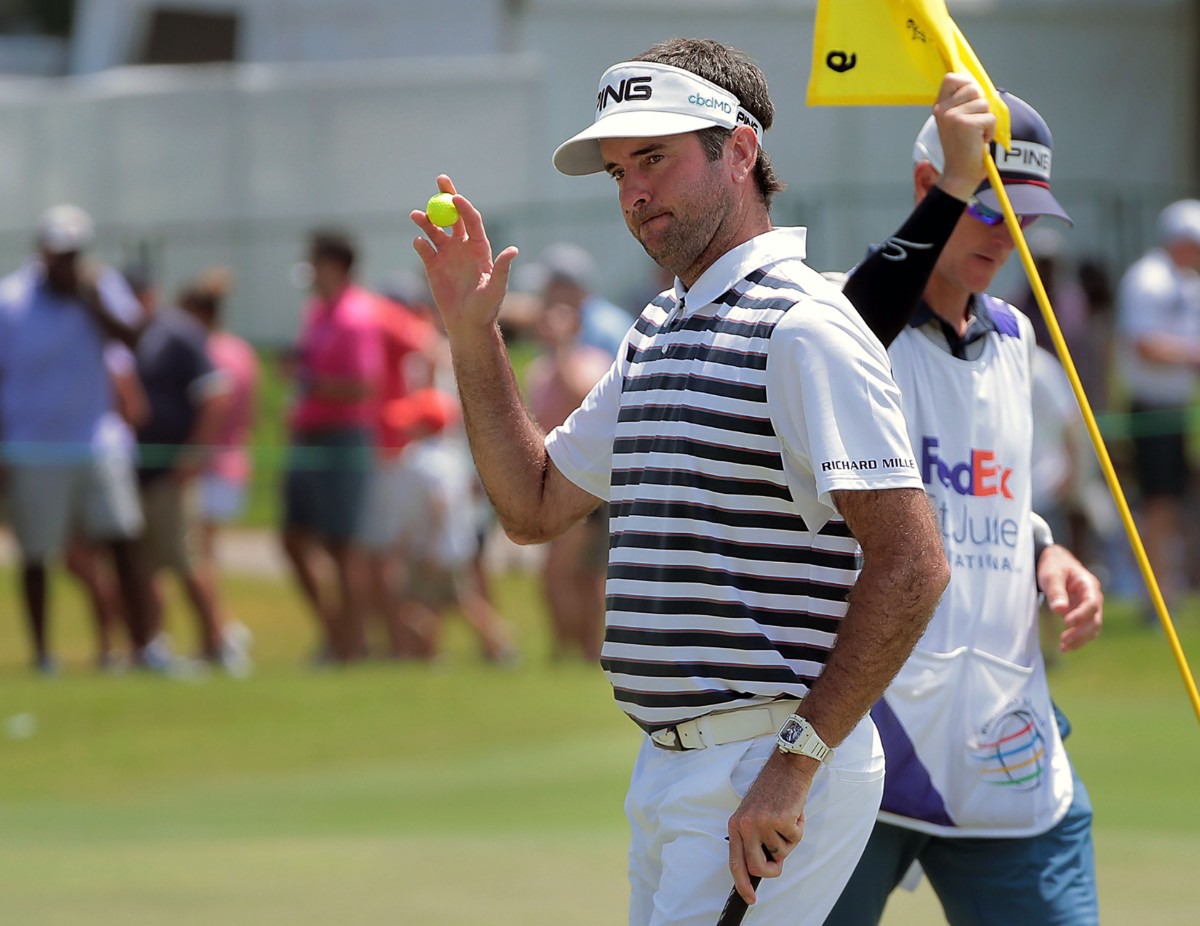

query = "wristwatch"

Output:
[[775, 714, 833, 763]]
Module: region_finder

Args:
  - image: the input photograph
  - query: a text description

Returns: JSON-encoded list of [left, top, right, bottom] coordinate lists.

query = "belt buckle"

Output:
[[650, 727, 682, 750]]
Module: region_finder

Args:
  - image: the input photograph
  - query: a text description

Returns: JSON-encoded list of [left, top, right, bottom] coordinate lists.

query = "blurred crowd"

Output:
[[3, 197, 1200, 677], [1008, 201, 1200, 630], [0, 205, 638, 676]]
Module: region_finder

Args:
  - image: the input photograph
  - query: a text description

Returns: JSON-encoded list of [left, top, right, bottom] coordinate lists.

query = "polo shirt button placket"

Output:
[[664, 297, 685, 354]]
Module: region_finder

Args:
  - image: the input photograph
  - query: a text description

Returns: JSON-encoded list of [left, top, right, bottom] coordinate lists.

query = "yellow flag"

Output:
[[807, 0, 1010, 148]]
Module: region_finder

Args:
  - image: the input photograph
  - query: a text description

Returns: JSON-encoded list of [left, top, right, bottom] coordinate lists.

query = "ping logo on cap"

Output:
[[598, 75, 653, 112], [994, 140, 1052, 183]]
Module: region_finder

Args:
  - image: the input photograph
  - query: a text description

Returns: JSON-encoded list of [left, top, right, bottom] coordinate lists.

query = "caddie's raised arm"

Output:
[[845, 73, 993, 347]]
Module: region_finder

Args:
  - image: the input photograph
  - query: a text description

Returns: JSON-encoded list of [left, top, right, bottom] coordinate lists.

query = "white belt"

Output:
[[649, 700, 801, 751]]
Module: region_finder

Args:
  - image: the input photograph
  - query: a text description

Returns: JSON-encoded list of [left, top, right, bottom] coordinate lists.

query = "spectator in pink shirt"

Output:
[[281, 229, 381, 664], [187, 268, 259, 526], [203, 338, 258, 517]]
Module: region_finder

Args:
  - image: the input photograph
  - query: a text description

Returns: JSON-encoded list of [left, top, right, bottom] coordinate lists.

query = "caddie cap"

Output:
[[913, 90, 1071, 225], [37, 203, 94, 254], [553, 61, 764, 176]]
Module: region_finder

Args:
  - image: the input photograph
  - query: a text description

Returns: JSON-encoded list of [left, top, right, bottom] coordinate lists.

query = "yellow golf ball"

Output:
[[426, 192, 460, 227]]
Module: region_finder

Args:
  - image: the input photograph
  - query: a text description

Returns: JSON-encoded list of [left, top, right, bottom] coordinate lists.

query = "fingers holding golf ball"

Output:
[[410, 175, 465, 238], [411, 195, 460, 237], [425, 192, 460, 228], [410, 177, 519, 333], [410, 176, 491, 251]]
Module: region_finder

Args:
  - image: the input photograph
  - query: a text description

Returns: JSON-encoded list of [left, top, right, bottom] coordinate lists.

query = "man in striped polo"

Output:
[[411, 38, 951, 925]]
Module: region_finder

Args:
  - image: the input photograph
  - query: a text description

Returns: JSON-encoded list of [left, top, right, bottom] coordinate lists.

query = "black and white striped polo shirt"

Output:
[[546, 229, 921, 732]]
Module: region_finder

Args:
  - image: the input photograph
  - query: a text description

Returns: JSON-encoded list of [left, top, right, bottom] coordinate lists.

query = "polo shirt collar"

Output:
[[909, 293, 997, 358], [674, 227, 808, 312]]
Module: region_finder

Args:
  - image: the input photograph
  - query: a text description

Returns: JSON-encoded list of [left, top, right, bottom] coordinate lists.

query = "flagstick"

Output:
[[983, 153, 1200, 727]]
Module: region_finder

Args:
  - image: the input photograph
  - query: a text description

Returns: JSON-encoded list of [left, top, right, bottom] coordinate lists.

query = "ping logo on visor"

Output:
[[554, 61, 765, 176], [597, 75, 653, 110]]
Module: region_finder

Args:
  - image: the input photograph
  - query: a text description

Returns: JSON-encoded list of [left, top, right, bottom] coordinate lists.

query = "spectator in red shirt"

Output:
[[358, 290, 440, 658]]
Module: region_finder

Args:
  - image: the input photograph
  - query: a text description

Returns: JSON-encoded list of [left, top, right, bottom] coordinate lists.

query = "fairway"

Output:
[[1, 557, 1198, 924]]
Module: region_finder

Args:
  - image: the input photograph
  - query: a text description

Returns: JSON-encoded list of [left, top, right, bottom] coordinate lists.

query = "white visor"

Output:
[[553, 61, 764, 176]]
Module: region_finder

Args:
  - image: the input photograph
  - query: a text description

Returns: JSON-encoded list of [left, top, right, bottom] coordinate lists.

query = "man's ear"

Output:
[[728, 126, 759, 185], [914, 161, 941, 204]]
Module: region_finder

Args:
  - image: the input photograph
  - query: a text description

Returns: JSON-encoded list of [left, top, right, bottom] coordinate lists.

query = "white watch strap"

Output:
[[776, 714, 833, 763]]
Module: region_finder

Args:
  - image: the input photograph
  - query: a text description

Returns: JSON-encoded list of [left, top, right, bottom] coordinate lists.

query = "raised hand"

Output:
[[410, 174, 519, 338], [932, 73, 995, 202]]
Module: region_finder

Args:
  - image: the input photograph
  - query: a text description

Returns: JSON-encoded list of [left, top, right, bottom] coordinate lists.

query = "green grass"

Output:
[[241, 348, 290, 530], [0, 563, 1198, 924]]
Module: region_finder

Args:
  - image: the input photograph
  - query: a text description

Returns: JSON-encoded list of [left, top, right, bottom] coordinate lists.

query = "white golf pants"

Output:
[[625, 715, 884, 926]]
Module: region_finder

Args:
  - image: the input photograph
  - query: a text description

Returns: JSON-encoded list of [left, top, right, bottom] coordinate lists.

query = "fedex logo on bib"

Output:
[[921, 437, 1013, 499]]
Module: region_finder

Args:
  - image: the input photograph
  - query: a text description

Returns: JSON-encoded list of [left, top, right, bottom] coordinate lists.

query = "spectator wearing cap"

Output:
[[54, 264, 153, 672], [825, 81, 1104, 924], [281, 228, 382, 664], [532, 242, 634, 359], [0, 204, 155, 672], [1115, 199, 1200, 620], [357, 284, 439, 660], [382, 388, 517, 664], [376, 268, 511, 619]]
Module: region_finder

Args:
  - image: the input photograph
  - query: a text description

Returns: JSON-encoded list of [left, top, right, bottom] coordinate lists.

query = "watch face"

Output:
[[780, 718, 803, 745]]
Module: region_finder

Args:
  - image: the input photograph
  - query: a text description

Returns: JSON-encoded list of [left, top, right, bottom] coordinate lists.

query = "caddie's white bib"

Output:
[[874, 300, 1074, 838]]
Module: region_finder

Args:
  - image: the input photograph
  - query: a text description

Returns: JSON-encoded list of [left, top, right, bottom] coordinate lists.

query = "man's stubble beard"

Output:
[[634, 176, 736, 283]]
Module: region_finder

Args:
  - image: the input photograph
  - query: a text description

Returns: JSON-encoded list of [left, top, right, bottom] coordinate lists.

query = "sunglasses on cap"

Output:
[[967, 198, 1039, 230]]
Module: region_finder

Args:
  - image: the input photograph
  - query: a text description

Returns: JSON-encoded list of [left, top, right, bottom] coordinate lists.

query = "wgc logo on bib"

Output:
[[971, 704, 1047, 792]]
